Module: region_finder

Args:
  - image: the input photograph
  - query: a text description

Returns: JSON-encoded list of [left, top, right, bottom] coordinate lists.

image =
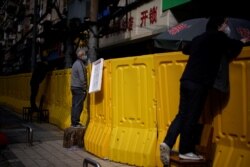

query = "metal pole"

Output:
[[31, 0, 38, 71], [88, 0, 98, 62]]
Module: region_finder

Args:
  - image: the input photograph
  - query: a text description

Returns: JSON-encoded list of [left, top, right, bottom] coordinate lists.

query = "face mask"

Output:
[[82, 55, 88, 61], [223, 26, 231, 37]]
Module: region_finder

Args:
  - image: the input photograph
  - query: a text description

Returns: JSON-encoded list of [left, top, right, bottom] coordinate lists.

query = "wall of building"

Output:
[[98, 0, 178, 49]]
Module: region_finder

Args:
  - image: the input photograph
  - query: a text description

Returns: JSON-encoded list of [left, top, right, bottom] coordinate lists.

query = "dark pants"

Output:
[[164, 80, 208, 154], [71, 87, 87, 126], [30, 83, 39, 112]]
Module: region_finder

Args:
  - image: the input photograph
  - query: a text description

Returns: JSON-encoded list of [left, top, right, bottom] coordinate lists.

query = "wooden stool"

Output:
[[169, 124, 213, 167], [22, 95, 49, 123], [63, 126, 86, 148], [23, 106, 32, 121], [170, 152, 209, 167]]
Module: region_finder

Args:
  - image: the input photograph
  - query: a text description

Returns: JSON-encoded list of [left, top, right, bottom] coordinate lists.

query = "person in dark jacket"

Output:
[[70, 48, 88, 127], [159, 17, 249, 166], [30, 60, 49, 113]]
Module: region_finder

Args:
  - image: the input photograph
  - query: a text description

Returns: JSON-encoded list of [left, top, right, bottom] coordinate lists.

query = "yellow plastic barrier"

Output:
[[211, 46, 250, 167], [108, 55, 157, 166], [84, 60, 112, 159], [154, 51, 188, 167]]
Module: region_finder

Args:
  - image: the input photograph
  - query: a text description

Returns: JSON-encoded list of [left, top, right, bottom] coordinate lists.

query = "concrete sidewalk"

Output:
[[0, 105, 135, 167]]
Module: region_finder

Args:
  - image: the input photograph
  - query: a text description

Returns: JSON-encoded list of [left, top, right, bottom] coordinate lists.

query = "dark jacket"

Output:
[[181, 31, 243, 87], [30, 62, 49, 86]]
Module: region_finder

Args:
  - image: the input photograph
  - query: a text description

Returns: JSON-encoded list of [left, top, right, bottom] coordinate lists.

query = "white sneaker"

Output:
[[179, 152, 204, 160], [160, 143, 170, 166]]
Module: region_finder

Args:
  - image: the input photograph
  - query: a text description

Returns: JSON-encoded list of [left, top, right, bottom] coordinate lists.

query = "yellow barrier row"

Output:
[[0, 69, 88, 129], [85, 47, 250, 167], [1, 46, 250, 167]]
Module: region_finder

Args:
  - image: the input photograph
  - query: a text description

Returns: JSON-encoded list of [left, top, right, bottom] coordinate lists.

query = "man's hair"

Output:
[[76, 48, 86, 58], [206, 16, 226, 32]]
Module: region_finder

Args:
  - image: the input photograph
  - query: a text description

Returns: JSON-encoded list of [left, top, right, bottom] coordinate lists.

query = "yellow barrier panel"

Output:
[[84, 60, 112, 158], [0, 73, 31, 112], [13, 75, 21, 111], [47, 70, 61, 126], [0, 76, 7, 102], [154, 51, 188, 167], [47, 70, 70, 129], [211, 46, 250, 167], [109, 55, 157, 166], [64, 69, 72, 112], [45, 68, 89, 129], [54, 70, 66, 127]]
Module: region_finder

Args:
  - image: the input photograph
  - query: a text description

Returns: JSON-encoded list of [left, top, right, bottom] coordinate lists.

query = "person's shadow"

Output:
[[195, 88, 230, 165], [201, 88, 230, 124]]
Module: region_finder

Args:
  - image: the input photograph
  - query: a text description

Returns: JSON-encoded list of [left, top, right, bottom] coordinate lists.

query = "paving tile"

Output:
[[1, 105, 135, 167]]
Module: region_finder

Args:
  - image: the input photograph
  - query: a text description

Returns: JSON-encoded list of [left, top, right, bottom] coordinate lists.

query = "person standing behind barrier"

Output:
[[159, 16, 249, 166], [71, 48, 88, 127], [30, 60, 49, 113]]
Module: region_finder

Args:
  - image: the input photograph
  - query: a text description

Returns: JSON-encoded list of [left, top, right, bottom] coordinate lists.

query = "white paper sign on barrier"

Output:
[[88, 58, 104, 93]]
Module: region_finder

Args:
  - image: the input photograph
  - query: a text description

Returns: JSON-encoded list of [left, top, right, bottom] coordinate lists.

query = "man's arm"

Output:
[[182, 42, 191, 55], [226, 38, 246, 61], [77, 61, 85, 84]]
